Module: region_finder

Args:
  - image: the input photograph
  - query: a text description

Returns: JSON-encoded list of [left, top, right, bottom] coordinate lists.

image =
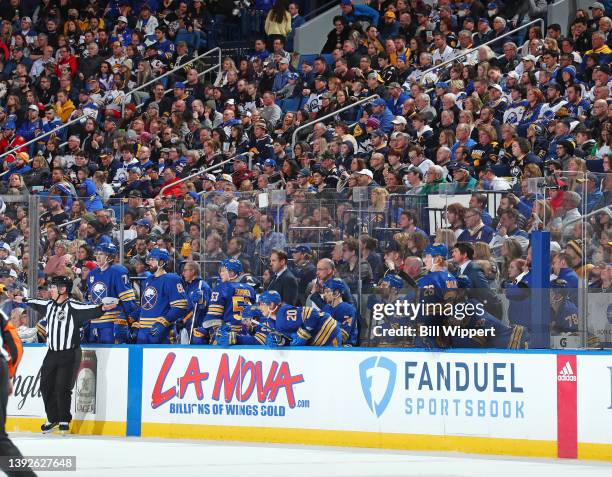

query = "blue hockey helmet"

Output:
[[147, 248, 170, 263], [258, 290, 282, 306], [95, 243, 118, 256], [381, 274, 404, 289], [323, 278, 345, 292], [220, 258, 243, 275], [424, 243, 448, 259]]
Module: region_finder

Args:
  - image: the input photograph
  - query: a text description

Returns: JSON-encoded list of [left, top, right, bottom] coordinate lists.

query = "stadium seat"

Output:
[[281, 97, 302, 112]]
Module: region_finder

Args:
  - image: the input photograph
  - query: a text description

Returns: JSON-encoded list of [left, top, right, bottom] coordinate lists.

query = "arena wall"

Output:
[[6, 345, 612, 461]]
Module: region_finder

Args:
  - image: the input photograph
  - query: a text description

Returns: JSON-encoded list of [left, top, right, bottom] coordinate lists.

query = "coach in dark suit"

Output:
[[451, 242, 503, 318], [267, 250, 299, 305]]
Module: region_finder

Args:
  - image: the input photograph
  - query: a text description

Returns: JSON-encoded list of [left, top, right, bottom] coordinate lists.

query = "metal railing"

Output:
[[123, 47, 222, 114], [159, 156, 235, 196], [407, 18, 545, 87], [303, 0, 338, 20], [134, 51, 223, 112], [0, 112, 94, 165], [291, 94, 380, 147]]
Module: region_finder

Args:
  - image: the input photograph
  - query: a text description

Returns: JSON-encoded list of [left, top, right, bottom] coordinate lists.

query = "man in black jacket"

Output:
[[451, 242, 503, 318], [267, 250, 299, 306]]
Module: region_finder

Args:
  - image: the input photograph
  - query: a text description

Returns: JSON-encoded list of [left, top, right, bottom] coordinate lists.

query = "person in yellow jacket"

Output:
[[585, 31, 612, 61], [54, 90, 76, 124], [265, 1, 292, 44]]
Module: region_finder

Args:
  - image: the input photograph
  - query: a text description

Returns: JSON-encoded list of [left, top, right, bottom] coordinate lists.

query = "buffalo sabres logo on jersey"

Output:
[[506, 111, 518, 124], [90, 281, 108, 304], [142, 286, 158, 310]]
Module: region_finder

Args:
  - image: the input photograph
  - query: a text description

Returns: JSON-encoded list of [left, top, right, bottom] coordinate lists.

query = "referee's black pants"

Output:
[[0, 358, 36, 476], [40, 348, 81, 424]]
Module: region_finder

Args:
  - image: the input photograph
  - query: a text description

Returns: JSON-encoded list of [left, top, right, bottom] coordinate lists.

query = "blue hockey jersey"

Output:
[[273, 304, 341, 346], [139, 272, 189, 329], [203, 281, 256, 331], [417, 270, 458, 306], [450, 299, 529, 349], [181, 277, 212, 330], [88, 264, 139, 325], [322, 301, 358, 346]]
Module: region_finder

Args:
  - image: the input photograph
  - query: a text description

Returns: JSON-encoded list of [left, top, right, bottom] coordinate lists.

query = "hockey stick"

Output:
[[249, 319, 292, 341], [188, 281, 203, 343]]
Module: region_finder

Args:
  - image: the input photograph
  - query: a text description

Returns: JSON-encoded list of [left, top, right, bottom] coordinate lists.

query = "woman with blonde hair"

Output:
[[214, 57, 239, 87], [312, 136, 328, 156], [527, 199, 553, 232], [395, 231, 428, 256], [370, 187, 389, 212], [435, 228, 457, 250], [500, 237, 524, 280], [474, 242, 498, 282], [92, 171, 114, 204], [566, 157, 588, 191]]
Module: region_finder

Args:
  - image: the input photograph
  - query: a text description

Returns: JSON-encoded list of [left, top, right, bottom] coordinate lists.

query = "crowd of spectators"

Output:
[[0, 0, 608, 348]]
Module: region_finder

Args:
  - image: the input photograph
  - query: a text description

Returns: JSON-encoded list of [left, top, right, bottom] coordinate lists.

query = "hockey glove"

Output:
[[265, 332, 285, 348], [216, 324, 236, 347], [150, 321, 167, 337], [290, 332, 308, 346]]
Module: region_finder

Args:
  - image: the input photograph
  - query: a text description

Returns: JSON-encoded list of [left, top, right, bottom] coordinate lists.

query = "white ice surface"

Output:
[[9, 433, 612, 477]]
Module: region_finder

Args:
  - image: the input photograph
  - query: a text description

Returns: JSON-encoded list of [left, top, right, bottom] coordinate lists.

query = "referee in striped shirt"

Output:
[[16, 276, 117, 434]]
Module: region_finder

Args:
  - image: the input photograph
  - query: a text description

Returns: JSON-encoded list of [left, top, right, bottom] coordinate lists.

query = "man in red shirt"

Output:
[[160, 167, 184, 198], [55, 46, 78, 77], [0, 120, 26, 156], [231, 156, 254, 188]]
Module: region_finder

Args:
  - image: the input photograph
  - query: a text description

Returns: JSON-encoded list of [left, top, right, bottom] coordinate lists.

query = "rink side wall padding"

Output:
[[7, 345, 612, 462]]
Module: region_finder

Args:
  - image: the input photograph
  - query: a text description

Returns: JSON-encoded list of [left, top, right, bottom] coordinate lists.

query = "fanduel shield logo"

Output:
[[359, 356, 397, 417]]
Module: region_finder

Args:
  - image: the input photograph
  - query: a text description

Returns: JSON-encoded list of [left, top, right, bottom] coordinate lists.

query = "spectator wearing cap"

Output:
[[378, 10, 399, 42], [449, 161, 478, 193], [588, 3, 607, 31], [250, 120, 274, 161], [0, 211, 19, 245], [3, 47, 32, 78], [370, 97, 394, 134], [404, 166, 424, 194], [232, 155, 254, 189], [339, 0, 380, 29], [17, 105, 43, 144], [272, 57, 291, 93], [386, 82, 409, 116], [473, 17, 494, 47], [481, 165, 512, 191], [0, 118, 27, 154]]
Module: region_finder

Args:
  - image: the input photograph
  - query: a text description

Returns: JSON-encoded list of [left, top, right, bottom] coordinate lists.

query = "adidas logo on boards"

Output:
[[558, 361, 577, 382]]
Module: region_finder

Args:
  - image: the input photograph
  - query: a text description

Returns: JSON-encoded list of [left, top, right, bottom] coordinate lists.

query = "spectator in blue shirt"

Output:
[[379, 10, 400, 41], [272, 57, 291, 92], [386, 82, 409, 116], [370, 98, 394, 134], [339, 0, 379, 28]]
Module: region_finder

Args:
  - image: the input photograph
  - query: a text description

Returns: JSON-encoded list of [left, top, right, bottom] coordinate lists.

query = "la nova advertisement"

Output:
[[140, 348, 557, 454]]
